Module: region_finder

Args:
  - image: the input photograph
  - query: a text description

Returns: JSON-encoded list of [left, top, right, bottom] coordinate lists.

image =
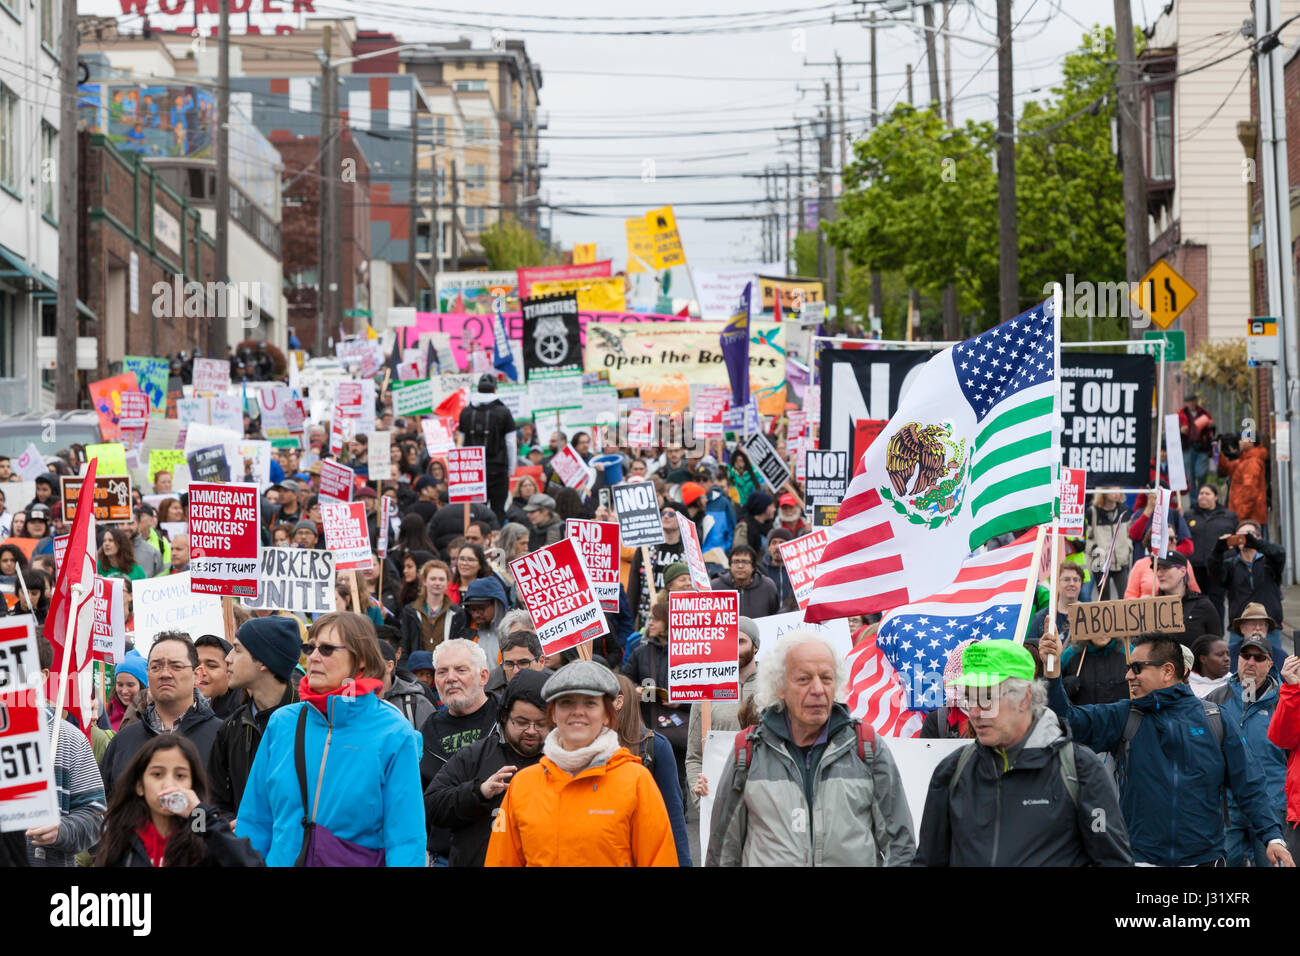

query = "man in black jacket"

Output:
[[424, 670, 550, 866], [710, 545, 780, 619], [207, 616, 302, 816], [1214, 520, 1286, 639], [1155, 552, 1221, 647], [1186, 484, 1237, 625], [458, 374, 517, 522]]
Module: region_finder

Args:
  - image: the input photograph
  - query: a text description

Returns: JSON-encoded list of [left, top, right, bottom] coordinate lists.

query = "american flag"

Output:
[[875, 529, 1043, 711], [805, 300, 1058, 623], [845, 628, 925, 738]]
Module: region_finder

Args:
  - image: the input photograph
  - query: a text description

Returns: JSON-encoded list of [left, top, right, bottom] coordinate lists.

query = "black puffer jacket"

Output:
[[1177, 589, 1223, 647], [206, 681, 298, 816], [100, 692, 223, 799], [915, 711, 1132, 866]]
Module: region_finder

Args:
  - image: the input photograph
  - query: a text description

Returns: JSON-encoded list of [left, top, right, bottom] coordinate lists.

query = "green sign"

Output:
[[344, 308, 371, 318], [1142, 329, 1185, 363]]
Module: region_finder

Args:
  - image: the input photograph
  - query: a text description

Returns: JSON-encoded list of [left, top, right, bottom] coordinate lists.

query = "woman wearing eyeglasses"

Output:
[[235, 611, 427, 866]]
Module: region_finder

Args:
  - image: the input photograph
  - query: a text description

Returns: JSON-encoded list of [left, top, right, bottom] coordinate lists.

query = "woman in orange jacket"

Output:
[[1219, 438, 1269, 527], [484, 661, 678, 867]]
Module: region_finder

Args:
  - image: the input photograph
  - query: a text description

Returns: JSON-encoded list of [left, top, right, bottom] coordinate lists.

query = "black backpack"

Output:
[[462, 402, 505, 460]]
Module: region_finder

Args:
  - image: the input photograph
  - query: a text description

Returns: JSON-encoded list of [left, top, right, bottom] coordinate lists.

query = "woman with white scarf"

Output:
[[485, 660, 678, 867]]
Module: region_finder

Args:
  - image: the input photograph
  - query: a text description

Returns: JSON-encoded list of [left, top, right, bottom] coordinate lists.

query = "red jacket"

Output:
[[1267, 683, 1300, 826]]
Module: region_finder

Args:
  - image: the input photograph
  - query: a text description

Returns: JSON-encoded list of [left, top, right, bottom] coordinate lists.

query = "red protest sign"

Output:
[[188, 482, 261, 597], [421, 418, 455, 454], [510, 538, 609, 654], [321, 501, 372, 571], [118, 390, 151, 448], [674, 512, 712, 590], [565, 519, 621, 611], [0, 617, 59, 831], [53, 535, 69, 576], [852, 419, 889, 476], [694, 390, 730, 439], [1060, 467, 1087, 535], [447, 446, 487, 503], [91, 576, 126, 664], [319, 459, 354, 502], [551, 445, 589, 490], [627, 408, 656, 447], [777, 528, 830, 610], [668, 590, 739, 702]]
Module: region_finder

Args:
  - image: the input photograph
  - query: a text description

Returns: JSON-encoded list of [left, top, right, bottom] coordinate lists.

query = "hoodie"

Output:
[[461, 575, 510, 664], [459, 391, 517, 467]]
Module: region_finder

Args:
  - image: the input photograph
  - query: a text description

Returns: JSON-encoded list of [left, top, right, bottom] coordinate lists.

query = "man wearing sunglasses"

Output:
[[1206, 626, 1288, 867], [1040, 630, 1294, 868]]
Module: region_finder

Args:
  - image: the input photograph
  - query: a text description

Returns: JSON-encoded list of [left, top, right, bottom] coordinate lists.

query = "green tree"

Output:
[[478, 216, 559, 270]]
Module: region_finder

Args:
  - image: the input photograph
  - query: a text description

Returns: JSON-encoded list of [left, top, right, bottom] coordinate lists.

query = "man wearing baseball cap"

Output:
[[915, 640, 1131, 866]]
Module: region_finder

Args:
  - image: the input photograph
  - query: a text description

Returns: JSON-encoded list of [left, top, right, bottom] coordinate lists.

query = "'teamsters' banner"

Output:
[[1060, 354, 1153, 488], [511, 538, 610, 655], [668, 590, 740, 702], [188, 482, 260, 597]]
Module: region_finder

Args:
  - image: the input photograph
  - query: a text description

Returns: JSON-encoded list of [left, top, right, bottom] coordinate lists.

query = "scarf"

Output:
[[543, 726, 621, 775], [296, 675, 384, 716]]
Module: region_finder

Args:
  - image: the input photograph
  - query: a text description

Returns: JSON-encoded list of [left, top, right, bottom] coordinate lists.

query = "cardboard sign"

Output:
[[1067, 596, 1185, 643], [13, 444, 47, 482], [566, 519, 621, 612], [804, 449, 849, 506], [241, 548, 337, 614], [377, 495, 394, 559], [739, 431, 790, 492], [188, 482, 261, 598], [447, 446, 487, 503], [61, 475, 132, 523], [392, 379, 435, 417], [0, 616, 59, 832], [187, 445, 230, 484], [367, 430, 391, 480], [612, 481, 665, 548], [627, 408, 656, 448], [319, 460, 354, 502], [91, 576, 126, 664], [675, 512, 712, 590], [1060, 467, 1087, 535], [668, 590, 740, 703], [133, 573, 225, 655], [421, 418, 455, 455], [321, 501, 372, 571], [777, 529, 831, 609], [550, 445, 590, 490], [510, 538, 610, 654], [191, 357, 231, 394]]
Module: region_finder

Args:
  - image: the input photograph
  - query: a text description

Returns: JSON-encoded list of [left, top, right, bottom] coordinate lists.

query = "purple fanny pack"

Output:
[[293, 705, 386, 867]]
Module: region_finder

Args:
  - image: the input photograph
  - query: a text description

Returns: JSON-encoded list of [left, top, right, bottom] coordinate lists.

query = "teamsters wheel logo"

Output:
[[534, 316, 569, 365]]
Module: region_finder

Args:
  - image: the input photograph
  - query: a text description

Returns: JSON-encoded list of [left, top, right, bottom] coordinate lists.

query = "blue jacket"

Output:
[[1207, 675, 1287, 828], [235, 690, 427, 867], [1047, 678, 1282, 865]]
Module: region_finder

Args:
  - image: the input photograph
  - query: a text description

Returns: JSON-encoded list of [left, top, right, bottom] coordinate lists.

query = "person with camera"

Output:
[[1215, 522, 1286, 667], [1218, 432, 1269, 529]]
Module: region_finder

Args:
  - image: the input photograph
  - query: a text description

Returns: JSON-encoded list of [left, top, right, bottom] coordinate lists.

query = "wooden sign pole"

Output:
[[222, 594, 236, 643], [642, 545, 659, 608], [351, 570, 363, 616]]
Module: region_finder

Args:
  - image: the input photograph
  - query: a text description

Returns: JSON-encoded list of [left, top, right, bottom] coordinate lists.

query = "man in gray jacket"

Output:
[[687, 615, 760, 813], [706, 629, 915, 866]]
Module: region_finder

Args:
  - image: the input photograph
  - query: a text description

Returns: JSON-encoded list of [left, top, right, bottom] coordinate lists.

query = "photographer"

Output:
[[1217, 432, 1269, 528], [1215, 520, 1285, 660]]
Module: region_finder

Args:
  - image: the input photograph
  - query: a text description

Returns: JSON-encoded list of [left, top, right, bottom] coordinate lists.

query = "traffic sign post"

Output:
[[1130, 259, 1197, 330], [1141, 329, 1185, 363]]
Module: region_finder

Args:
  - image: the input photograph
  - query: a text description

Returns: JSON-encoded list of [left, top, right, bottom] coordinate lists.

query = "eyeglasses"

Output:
[[1125, 661, 1164, 675], [148, 660, 193, 674], [507, 716, 547, 732], [501, 658, 537, 671], [302, 641, 349, 658], [1240, 652, 1270, 663]]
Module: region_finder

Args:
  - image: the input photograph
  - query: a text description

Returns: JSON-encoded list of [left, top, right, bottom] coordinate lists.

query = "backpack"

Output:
[[730, 719, 875, 792], [1114, 699, 1224, 770], [637, 731, 656, 774], [462, 402, 504, 460], [947, 739, 1080, 807]]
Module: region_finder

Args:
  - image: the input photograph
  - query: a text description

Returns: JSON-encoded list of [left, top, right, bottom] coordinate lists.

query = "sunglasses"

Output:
[[1240, 652, 1270, 663], [302, 641, 349, 658], [1125, 661, 1164, 675]]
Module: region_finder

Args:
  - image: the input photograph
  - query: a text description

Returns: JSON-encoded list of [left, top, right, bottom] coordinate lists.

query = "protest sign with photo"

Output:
[[187, 445, 230, 483], [804, 449, 849, 506], [61, 475, 132, 523], [91, 576, 126, 665], [133, 573, 225, 655], [241, 548, 337, 615], [321, 501, 372, 571], [1068, 595, 1184, 643], [668, 590, 739, 703], [550, 445, 590, 490], [777, 529, 831, 609], [739, 431, 790, 492], [674, 512, 712, 590], [611, 481, 664, 547], [1060, 467, 1087, 535], [0, 616, 59, 832], [319, 460, 354, 502], [447, 447, 487, 503], [510, 538, 609, 654], [188, 482, 260, 597], [566, 519, 621, 611]]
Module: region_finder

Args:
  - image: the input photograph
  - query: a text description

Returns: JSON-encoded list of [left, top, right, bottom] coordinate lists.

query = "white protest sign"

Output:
[[1164, 413, 1188, 493], [550, 445, 591, 490], [241, 548, 337, 614], [754, 610, 852, 664], [191, 358, 230, 394], [133, 573, 225, 654], [422, 418, 455, 455], [367, 429, 391, 480], [0, 616, 59, 832], [1150, 486, 1172, 560], [674, 512, 712, 590], [14, 444, 47, 481]]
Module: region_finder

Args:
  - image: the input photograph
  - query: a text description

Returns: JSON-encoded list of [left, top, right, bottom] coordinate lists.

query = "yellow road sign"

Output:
[[1129, 259, 1197, 330]]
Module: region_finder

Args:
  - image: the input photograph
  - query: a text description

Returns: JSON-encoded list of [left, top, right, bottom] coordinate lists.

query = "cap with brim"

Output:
[[945, 639, 1036, 688], [1155, 551, 1188, 569], [542, 660, 619, 702], [1239, 635, 1273, 658], [1233, 601, 1278, 632]]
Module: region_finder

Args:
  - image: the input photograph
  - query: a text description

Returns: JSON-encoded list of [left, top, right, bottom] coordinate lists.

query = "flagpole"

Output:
[[1151, 338, 1168, 600], [1043, 283, 1064, 674], [1012, 525, 1049, 645], [49, 582, 85, 764]]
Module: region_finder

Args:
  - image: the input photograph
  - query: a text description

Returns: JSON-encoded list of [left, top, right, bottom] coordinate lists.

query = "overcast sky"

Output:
[[85, 0, 1159, 270]]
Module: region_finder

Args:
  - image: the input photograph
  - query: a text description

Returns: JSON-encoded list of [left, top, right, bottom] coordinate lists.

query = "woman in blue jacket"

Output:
[[236, 611, 426, 866], [614, 673, 692, 865]]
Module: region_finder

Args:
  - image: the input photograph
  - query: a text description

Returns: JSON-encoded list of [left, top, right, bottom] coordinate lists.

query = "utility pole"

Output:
[[55, 0, 78, 408], [213, 0, 230, 359], [407, 107, 419, 309], [943, 1, 954, 125], [820, 82, 835, 315], [1114, 0, 1149, 336], [836, 53, 847, 326], [316, 25, 332, 356], [796, 123, 805, 246], [870, 13, 882, 330], [996, 0, 1018, 320], [450, 160, 460, 272], [906, 66, 918, 340], [906, 64, 914, 107], [922, 3, 941, 111], [924, 3, 960, 339], [785, 161, 794, 273]]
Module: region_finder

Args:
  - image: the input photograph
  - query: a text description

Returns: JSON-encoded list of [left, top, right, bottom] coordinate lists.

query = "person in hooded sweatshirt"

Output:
[[458, 373, 517, 522], [98, 649, 149, 733], [459, 575, 510, 666], [99, 633, 223, 799], [379, 637, 436, 730]]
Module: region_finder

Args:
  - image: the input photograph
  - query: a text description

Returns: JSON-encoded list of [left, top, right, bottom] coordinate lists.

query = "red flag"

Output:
[[44, 458, 99, 735], [434, 388, 468, 422]]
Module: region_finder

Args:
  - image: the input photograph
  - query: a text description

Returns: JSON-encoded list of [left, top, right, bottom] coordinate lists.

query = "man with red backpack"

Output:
[[704, 630, 915, 866]]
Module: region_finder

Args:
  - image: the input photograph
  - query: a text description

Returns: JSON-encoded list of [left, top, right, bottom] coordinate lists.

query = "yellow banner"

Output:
[[758, 275, 824, 313], [625, 218, 653, 274], [572, 242, 598, 265], [585, 320, 785, 416], [531, 276, 627, 312], [645, 205, 686, 269], [86, 442, 128, 476]]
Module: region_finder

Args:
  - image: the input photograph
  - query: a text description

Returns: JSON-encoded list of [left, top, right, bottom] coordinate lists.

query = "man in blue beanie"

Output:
[[207, 616, 302, 816]]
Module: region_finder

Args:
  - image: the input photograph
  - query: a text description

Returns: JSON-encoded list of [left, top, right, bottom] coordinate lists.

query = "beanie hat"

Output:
[[738, 615, 760, 650], [295, 519, 317, 534], [503, 668, 549, 714], [662, 562, 690, 588], [116, 648, 149, 689], [744, 490, 774, 516], [680, 482, 706, 506], [236, 616, 303, 682]]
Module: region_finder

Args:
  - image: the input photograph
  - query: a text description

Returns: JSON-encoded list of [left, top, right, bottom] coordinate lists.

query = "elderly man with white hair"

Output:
[[915, 639, 1132, 866], [418, 638, 501, 867], [705, 629, 916, 866]]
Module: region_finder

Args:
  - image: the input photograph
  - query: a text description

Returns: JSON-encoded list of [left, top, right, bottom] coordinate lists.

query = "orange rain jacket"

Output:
[[1219, 446, 1269, 527]]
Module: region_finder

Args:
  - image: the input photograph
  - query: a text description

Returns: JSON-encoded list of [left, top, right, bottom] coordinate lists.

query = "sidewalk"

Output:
[[1281, 584, 1299, 656]]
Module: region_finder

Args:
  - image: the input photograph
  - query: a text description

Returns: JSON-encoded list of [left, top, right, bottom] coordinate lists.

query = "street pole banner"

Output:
[[447, 447, 487, 503], [674, 512, 712, 590], [91, 576, 125, 665], [132, 573, 224, 657], [777, 529, 831, 609], [566, 519, 621, 611], [739, 431, 790, 492], [1060, 467, 1087, 535], [321, 501, 372, 571], [805, 449, 849, 506], [550, 445, 590, 490], [510, 538, 610, 655], [0, 616, 59, 832], [241, 548, 337, 615], [188, 482, 261, 598], [668, 590, 739, 703], [319, 460, 354, 503], [611, 481, 665, 548]]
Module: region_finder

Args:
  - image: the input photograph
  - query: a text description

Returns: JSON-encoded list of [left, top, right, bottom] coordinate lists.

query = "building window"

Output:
[[437, 167, 447, 199], [1150, 88, 1172, 181], [0, 86, 17, 193], [465, 163, 486, 189], [435, 116, 447, 146], [41, 0, 57, 49], [464, 119, 488, 143], [41, 122, 55, 219], [454, 79, 487, 92], [465, 206, 485, 232]]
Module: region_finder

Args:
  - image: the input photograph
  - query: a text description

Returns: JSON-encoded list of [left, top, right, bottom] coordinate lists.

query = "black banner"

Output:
[[740, 431, 791, 492], [611, 481, 665, 548], [187, 445, 230, 483], [804, 449, 848, 505], [1061, 354, 1154, 488], [521, 292, 581, 379], [818, 348, 939, 453]]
